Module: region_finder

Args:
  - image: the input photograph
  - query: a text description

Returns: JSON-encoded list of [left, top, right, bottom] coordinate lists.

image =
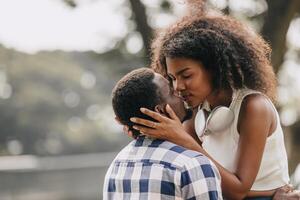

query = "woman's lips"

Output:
[[182, 95, 192, 102]]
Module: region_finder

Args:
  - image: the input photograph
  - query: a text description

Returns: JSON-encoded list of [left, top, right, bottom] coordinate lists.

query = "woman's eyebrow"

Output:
[[175, 67, 190, 76], [167, 67, 190, 77]]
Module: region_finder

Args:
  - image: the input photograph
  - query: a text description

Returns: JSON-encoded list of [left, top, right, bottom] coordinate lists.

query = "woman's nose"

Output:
[[174, 80, 185, 91]]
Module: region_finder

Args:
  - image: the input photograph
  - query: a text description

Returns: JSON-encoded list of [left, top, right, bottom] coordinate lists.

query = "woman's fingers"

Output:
[[132, 125, 160, 138], [139, 107, 166, 122], [166, 104, 179, 120], [130, 117, 159, 129]]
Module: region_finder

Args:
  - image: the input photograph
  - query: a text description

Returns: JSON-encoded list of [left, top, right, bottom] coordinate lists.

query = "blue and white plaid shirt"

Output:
[[103, 136, 222, 200]]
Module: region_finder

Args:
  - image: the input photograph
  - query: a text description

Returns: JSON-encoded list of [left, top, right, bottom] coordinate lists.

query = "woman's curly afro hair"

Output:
[[150, 8, 277, 101]]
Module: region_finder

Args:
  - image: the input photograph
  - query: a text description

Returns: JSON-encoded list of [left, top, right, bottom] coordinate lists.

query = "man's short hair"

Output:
[[112, 68, 163, 137]]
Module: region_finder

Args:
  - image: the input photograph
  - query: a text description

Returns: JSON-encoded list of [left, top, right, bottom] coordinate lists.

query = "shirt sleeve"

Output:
[[103, 163, 114, 200], [180, 155, 223, 200]]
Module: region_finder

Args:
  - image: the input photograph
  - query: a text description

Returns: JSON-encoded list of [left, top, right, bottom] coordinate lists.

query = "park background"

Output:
[[0, 0, 299, 199]]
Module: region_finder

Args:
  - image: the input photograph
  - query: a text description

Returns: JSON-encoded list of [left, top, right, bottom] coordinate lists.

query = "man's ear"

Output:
[[114, 116, 123, 125]]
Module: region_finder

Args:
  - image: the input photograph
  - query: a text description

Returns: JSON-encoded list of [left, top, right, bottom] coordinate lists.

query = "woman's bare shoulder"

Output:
[[238, 93, 275, 135]]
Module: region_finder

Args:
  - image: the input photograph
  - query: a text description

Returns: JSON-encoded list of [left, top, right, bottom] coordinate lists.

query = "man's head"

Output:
[[112, 68, 190, 137]]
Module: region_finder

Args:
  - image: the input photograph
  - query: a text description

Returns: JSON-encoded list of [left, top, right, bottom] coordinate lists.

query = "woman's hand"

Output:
[[130, 104, 198, 149], [273, 184, 300, 200]]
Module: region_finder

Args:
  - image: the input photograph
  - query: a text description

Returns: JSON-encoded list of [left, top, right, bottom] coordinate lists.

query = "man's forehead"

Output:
[[153, 73, 168, 85], [152, 73, 170, 92]]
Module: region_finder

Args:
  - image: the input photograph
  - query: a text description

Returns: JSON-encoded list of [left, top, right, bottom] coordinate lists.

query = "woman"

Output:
[[128, 11, 291, 200]]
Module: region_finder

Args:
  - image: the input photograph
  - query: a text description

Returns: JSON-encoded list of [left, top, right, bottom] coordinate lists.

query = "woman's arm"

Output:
[[216, 95, 273, 199]]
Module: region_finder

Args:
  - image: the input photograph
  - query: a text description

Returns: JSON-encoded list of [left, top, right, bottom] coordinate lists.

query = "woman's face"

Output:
[[166, 57, 213, 108], [152, 73, 190, 122]]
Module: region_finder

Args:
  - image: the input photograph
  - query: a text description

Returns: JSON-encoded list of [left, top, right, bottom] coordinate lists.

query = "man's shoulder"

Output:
[[144, 139, 213, 170], [112, 137, 213, 171], [104, 138, 222, 200]]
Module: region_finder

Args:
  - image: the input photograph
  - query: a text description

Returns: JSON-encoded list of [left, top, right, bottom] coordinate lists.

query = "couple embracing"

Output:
[[103, 1, 298, 199]]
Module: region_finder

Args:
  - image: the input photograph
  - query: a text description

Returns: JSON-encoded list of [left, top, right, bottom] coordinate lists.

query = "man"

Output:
[[103, 68, 222, 200]]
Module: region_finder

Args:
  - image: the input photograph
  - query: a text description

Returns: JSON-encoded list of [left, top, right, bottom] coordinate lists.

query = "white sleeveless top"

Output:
[[200, 88, 289, 190]]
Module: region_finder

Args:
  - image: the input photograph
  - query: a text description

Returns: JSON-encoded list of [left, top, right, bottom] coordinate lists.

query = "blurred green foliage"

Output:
[[0, 45, 146, 156]]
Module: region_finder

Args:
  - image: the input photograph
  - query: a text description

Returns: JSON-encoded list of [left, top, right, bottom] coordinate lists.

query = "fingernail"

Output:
[[140, 108, 145, 112], [133, 126, 139, 130], [130, 118, 136, 122]]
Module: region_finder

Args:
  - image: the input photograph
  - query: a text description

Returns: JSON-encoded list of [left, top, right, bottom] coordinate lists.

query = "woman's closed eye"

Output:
[[182, 73, 192, 79]]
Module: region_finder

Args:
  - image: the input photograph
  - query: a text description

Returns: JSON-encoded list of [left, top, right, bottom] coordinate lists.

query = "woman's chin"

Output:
[[186, 100, 199, 109], [185, 96, 202, 108]]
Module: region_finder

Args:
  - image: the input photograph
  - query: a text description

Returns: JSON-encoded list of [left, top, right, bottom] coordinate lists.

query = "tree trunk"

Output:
[[128, 0, 153, 62], [261, 0, 300, 73], [289, 121, 300, 173], [262, 0, 300, 174]]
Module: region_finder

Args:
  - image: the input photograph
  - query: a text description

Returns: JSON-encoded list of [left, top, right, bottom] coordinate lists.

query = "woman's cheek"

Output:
[[185, 79, 193, 91]]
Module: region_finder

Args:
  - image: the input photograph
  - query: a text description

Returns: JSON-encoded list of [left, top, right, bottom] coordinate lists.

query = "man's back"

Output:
[[103, 136, 222, 200]]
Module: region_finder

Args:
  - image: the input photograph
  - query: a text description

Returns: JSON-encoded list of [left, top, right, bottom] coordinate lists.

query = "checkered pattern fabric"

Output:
[[103, 136, 222, 200]]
